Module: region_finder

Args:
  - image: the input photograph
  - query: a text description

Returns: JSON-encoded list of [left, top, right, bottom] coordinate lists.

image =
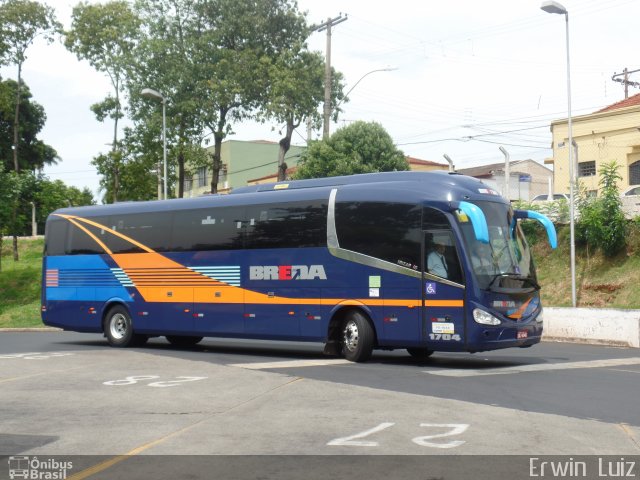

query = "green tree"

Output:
[[192, 0, 308, 193], [128, 0, 209, 199], [576, 161, 627, 257], [262, 45, 344, 181], [0, 0, 59, 172], [33, 176, 94, 232], [65, 0, 141, 202], [294, 121, 408, 179], [0, 77, 58, 172]]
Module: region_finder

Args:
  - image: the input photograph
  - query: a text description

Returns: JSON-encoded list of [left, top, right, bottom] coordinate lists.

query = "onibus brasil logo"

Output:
[[8, 456, 73, 480]]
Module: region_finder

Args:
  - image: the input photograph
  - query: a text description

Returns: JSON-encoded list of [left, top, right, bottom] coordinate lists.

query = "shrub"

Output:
[[575, 161, 627, 257]]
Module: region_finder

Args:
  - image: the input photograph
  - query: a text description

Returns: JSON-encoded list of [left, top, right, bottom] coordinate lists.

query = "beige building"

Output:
[[457, 159, 553, 201], [547, 93, 640, 196]]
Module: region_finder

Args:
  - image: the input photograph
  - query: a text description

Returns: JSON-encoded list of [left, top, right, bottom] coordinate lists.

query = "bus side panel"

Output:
[[381, 270, 422, 346], [42, 255, 133, 332], [243, 248, 327, 341]]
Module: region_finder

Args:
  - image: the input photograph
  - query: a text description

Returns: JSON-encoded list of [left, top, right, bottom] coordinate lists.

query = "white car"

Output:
[[622, 186, 640, 196], [531, 193, 570, 202]]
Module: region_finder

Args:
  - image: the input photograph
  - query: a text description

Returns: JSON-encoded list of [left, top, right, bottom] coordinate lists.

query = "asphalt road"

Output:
[[1, 331, 639, 479]]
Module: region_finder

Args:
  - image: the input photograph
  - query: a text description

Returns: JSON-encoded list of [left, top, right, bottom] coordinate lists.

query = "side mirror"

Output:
[[514, 209, 557, 249]]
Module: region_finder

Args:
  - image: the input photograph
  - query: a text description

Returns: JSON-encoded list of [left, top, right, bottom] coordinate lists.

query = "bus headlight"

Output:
[[536, 308, 544, 324], [473, 308, 502, 326]]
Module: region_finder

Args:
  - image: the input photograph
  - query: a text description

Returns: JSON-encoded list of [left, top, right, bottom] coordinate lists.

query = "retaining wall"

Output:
[[543, 307, 640, 348]]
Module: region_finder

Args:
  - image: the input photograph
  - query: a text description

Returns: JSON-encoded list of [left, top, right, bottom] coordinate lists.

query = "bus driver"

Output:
[[427, 239, 449, 279]]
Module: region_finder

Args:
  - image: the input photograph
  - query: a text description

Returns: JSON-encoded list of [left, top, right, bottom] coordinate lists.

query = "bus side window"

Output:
[[335, 201, 421, 269], [44, 218, 67, 256], [171, 207, 245, 251], [245, 200, 327, 249]]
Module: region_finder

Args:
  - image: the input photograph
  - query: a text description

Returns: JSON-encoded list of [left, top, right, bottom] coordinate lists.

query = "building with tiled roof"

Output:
[[595, 92, 640, 114], [247, 156, 449, 185], [548, 94, 640, 197]]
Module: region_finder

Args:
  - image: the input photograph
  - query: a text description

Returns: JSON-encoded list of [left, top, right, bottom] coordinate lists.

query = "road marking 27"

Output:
[[327, 423, 469, 449]]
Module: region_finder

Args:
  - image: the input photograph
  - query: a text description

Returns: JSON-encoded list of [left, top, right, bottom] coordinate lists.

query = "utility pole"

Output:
[[315, 14, 348, 140], [612, 67, 640, 99]]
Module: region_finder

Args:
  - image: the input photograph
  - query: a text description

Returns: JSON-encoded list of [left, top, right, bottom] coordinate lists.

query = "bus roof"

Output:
[[50, 171, 506, 219]]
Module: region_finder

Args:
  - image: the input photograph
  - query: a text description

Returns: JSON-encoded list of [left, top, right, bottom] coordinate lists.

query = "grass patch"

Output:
[[533, 224, 640, 308], [0, 238, 44, 328]]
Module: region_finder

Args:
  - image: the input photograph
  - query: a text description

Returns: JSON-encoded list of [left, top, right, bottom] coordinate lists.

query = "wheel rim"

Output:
[[343, 320, 359, 352], [109, 313, 128, 340]]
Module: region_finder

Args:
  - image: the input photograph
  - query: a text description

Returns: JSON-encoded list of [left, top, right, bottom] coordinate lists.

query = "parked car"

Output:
[[622, 186, 640, 196], [531, 193, 570, 202]]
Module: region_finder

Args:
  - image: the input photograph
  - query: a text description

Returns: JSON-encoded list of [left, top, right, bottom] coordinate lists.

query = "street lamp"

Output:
[[341, 67, 397, 104], [541, 0, 576, 307], [141, 88, 167, 200], [327, 67, 397, 136]]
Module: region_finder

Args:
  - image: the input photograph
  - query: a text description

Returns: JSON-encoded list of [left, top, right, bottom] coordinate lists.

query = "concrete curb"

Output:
[[543, 307, 640, 348]]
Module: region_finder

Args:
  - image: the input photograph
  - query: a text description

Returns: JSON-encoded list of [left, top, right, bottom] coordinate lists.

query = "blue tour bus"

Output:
[[41, 171, 556, 362]]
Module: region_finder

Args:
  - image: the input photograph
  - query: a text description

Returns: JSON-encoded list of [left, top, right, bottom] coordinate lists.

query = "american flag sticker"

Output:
[[46, 269, 59, 287]]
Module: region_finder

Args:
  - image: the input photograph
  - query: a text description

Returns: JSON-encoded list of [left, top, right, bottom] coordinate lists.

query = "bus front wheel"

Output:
[[104, 306, 146, 347], [341, 311, 374, 362]]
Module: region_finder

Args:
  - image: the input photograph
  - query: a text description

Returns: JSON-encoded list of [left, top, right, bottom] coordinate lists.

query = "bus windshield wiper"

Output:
[[488, 273, 540, 291]]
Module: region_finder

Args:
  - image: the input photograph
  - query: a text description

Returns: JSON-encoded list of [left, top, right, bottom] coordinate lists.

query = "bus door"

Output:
[[422, 230, 466, 349]]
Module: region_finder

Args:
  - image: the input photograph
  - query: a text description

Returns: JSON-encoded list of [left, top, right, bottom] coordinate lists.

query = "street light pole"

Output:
[[330, 67, 397, 126], [541, 0, 576, 307], [141, 88, 167, 200]]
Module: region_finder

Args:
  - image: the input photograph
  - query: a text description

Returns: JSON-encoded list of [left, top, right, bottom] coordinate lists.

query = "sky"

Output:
[[2, 0, 639, 201]]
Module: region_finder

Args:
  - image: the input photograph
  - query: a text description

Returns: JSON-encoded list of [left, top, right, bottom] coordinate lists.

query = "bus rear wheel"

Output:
[[341, 311, 374, 363], [104, 305, 146, 347], [165, 335, 203, 347], [406, 348, 434, 360]]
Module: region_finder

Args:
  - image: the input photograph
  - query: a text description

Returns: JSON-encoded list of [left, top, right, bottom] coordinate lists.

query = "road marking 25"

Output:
[[103, 375, 207, 387]]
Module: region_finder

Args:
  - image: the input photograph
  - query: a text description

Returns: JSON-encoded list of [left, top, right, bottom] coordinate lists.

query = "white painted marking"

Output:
[[411, 423, 469, 449], [103, 375, 160, 386], [103, 375, 207, 387], [0, 352, 73, 360], [327, 423, 395, 447], [425, 357, 640, 377], [148, 376, 207, 388], [228, 359, 352, 370]]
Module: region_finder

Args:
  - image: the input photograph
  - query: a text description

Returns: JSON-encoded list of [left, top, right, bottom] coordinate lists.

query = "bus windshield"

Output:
[[459, 200, 537, 291]]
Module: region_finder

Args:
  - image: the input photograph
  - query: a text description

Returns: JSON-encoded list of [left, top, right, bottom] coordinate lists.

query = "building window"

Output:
[[219, 164, 228, 183], [183, 178, 192, 192], [630, 161, 640, 186], [197, 167, 208, 187], [578, 161, 596, 177]]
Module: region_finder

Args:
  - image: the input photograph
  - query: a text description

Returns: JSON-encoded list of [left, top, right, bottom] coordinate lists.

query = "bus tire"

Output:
[[165, 335, 203, 347], [406, 348, 434, 360], [104, 305, 139, 348], [341, 311, 374, 363]]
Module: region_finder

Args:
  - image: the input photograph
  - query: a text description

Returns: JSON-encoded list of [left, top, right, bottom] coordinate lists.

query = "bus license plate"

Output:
[[517, 330, 528, 339]]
